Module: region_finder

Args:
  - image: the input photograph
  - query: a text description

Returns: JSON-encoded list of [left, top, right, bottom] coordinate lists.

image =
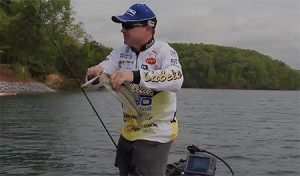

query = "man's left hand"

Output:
[[110, 70, 134, 91]]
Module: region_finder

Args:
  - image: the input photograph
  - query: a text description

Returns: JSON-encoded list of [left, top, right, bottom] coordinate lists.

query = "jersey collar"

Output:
[[130, 37, 155, 54]]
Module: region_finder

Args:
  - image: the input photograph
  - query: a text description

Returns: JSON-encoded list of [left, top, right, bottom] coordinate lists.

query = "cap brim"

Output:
[[111, 16, 124, 23], [111, 15, 136, 23], [112, 15, 156, 24]]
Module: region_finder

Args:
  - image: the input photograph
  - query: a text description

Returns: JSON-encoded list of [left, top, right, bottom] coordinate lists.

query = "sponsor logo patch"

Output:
[[119, 60, 134, 69], [129, 83, 154, 96], [120, 53, 132, 60], [145, 57, 156, 65], [141, 64, 148, 70], [136, 95, 152, 111], [143, 70, 183, 83], [171, 58, 178, 64], [170, 50, 178, 57]]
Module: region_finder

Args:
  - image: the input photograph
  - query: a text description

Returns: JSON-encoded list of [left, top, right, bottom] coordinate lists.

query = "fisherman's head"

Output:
[[112, 3, 157, 48]]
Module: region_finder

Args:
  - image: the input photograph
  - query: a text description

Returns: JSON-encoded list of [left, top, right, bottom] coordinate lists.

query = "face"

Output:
[[121, 23, 149, 46]]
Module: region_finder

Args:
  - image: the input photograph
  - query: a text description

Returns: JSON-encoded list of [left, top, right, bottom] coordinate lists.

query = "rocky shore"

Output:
[[0, 81, 55, 96]]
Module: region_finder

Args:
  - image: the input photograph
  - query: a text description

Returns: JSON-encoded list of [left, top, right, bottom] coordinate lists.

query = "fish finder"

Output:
[[166, 145, 234, 176], [184, 152, 216, 176]]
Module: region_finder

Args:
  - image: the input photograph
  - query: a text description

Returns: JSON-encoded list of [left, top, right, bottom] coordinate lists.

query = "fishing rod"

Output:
[[31, 3, 117, 148]]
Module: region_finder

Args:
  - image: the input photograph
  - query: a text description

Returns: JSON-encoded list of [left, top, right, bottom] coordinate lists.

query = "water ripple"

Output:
[[1, 89, 299, 175]]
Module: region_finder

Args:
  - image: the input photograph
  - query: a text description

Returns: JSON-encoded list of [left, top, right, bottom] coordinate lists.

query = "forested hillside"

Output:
[[171, 43, 300, 90]]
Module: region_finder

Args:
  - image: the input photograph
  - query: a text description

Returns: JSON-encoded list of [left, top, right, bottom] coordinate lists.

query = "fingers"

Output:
[[109, 72, 116, 89], [108, 71, 132, 91], [110, 72, 120, 91], [87, 65, 103, 78], [110, 72, 124, 91]]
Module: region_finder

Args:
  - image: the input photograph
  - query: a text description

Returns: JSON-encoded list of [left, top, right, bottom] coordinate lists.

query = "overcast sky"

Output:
[[71, 0, 300, 69]]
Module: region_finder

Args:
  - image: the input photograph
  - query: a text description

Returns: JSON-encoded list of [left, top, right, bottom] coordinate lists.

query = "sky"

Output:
[[71, 0, 300, 69]]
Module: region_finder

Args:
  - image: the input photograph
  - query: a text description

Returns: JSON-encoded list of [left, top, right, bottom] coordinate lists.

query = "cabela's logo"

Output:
[[143, 70, 182, 83]]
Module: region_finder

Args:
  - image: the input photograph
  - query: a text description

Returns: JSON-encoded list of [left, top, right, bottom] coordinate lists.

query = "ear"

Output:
[[145, 26, 152, 31]]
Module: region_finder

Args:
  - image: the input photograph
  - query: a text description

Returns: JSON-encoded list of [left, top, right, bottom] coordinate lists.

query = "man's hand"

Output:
[[110, 70, 133, 91], [87, 64, 104, 79]]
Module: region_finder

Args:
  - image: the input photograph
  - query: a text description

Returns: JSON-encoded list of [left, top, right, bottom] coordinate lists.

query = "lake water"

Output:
[[1, 89, 299, 176]]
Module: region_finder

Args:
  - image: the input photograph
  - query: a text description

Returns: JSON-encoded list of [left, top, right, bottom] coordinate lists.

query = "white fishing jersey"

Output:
[[93, 38, 183, 143]]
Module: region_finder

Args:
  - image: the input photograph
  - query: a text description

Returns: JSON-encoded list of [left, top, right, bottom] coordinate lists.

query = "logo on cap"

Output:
[[125, 9, 136, 16]]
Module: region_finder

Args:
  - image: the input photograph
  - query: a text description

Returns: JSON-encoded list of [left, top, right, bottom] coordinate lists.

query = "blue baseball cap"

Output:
[[112, 3, 156, 27]]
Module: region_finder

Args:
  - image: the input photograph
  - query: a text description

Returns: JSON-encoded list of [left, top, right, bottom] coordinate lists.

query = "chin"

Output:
[[123, 39, 130, 45]]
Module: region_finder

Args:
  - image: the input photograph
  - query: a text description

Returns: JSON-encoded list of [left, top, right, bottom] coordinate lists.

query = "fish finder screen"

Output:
[[186, 155, 210, 173]]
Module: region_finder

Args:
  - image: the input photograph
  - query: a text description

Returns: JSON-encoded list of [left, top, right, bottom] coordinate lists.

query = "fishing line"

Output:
[[32, 3, 117, 148]]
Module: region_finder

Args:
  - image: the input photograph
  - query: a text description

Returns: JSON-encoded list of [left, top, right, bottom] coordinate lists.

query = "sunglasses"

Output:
[[122, 23, 146, 30]]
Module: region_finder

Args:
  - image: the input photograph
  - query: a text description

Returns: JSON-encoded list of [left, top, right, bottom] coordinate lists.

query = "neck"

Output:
[[131, 35, 153, 52]]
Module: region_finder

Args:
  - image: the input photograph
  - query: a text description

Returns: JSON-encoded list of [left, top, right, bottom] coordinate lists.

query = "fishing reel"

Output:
[[166, 145, 234, 176]]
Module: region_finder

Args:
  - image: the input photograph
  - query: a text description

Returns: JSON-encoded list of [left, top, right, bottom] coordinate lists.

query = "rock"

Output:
[[0, 81, 55, 95], [44, 73, 63, 90]]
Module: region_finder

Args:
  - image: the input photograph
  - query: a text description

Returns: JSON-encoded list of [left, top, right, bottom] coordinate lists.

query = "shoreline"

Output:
[[0, 81, 55, 96], [1, 81, 298, 97]]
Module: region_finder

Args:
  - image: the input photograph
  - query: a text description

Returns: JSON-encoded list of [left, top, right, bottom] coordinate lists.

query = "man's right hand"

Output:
[[87, 64, 104, 80]]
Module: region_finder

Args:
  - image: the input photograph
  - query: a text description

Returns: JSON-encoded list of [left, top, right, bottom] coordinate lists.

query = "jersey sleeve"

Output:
[[132, 44, 184, 91], [99, 49, 120, 74]]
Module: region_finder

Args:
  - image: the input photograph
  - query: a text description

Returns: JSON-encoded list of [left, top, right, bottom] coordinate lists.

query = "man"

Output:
[[86, 3, 183, 175]]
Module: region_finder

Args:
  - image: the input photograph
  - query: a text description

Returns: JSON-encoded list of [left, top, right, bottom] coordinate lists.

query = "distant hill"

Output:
[[171, 43, 300, 90]]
